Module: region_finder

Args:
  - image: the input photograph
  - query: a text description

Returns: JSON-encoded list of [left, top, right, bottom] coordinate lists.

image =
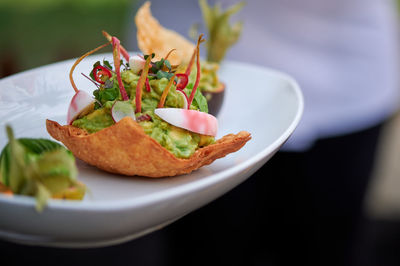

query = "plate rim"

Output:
[[0, 57, 304, 211]]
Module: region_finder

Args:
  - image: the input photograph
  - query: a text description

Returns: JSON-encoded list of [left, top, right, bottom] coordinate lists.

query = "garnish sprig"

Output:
[[187, 34, 205, 108], [102, 30, 130, 61], [112, 37, 129, 101], [158, 74, 177, 108], [135, 54, 152, 113]]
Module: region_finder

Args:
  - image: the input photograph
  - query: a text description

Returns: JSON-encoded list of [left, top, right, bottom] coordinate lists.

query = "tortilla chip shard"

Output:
[[46, 118, 251, 177], [135, 1, 195, 65]]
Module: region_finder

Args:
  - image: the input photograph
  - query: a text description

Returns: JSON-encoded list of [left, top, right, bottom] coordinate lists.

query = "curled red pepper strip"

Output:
[[145, 77, 151, 92], [112, 37, 129, 101], [187, 35, 205, 109], [175, 73, 188, 91], [92, 65, 112, 84]]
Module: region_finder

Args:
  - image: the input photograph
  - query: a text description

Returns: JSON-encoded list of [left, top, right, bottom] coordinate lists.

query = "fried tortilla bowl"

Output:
[[46, 118, 251, 178], [135, 1, 195, 66]]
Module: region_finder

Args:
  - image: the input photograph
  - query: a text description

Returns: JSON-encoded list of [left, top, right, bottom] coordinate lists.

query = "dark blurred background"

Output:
[[2, 1, 400, 265]]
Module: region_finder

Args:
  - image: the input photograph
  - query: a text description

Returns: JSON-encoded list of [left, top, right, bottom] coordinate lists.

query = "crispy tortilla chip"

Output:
[[135, 1, 195, 65], [46, 118, 251, 178]]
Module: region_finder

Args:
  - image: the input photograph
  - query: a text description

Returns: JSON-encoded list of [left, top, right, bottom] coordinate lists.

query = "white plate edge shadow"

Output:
[[0, 58, 304, 211]]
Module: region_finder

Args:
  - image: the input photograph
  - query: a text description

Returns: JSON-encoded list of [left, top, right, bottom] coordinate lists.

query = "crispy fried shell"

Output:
[[46, 118, 251, 178], [135, 1, 195, 66]]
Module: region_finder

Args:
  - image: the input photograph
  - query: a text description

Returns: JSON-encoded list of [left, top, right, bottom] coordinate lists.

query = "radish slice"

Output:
[[67, 90, 94, 125], [111, 101, 136, 123], [154, 108, 218, 136], [129, 55, 146, 74], [176, 90, 188, 109]]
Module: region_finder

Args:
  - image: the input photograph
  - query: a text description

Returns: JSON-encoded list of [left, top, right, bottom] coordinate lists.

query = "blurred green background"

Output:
[[0, 0, 135, 78], [1, 0, 400, 79]]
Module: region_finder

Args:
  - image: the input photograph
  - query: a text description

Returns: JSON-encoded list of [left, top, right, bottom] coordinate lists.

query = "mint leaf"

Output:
[[184, 88, 209, 113], [93, 80, 120, 108], [156, 71, 174, 80], [164, 60, 171, 71], [156, 59, 164, 69], [89, 70, 95, 81], [93, 61, 101, 68], [194, 90, 209, 113]]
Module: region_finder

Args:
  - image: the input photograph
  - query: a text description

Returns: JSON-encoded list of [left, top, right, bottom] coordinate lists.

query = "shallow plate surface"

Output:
[[0, 54, 303, 248]]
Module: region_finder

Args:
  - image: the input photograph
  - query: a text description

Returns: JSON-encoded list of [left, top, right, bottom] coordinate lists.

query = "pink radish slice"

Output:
[[111, 101, 136, 123], [67, 90, 94, 125], [154, 108, 218, 136], [129, 55, 146, 74], [176, 90, 188, 109]]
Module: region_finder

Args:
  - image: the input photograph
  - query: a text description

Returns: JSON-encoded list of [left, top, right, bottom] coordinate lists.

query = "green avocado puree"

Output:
[[72, 69, 215, 158]]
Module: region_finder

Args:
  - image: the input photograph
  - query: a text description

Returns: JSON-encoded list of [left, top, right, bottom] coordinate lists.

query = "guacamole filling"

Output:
[[72, 69, 215, 159]]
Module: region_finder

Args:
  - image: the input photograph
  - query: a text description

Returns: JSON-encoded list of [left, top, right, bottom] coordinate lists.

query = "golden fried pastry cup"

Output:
[[46, 118, 251, 177]]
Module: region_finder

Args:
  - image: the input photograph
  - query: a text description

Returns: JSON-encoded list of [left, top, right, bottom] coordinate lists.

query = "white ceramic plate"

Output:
[[0, 54, 303, 248]]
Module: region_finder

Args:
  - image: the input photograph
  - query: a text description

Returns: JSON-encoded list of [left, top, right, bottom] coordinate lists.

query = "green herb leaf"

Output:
[[151, 66, 158, 73], [93, 79, 120, 108], [194, 90, 208, 113], [103, 59, 113, 70], [164, 60, 171, 71], [184, 88, 209, 113], [144, 53, 155, 60], [156, 59, 164, 69], [156, 71, 174, 80], [93, 61, 101, 68], [89, 70, 95, 81]]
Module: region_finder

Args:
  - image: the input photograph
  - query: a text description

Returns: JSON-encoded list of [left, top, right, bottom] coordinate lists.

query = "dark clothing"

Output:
[[161, 122, 383, 266]]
